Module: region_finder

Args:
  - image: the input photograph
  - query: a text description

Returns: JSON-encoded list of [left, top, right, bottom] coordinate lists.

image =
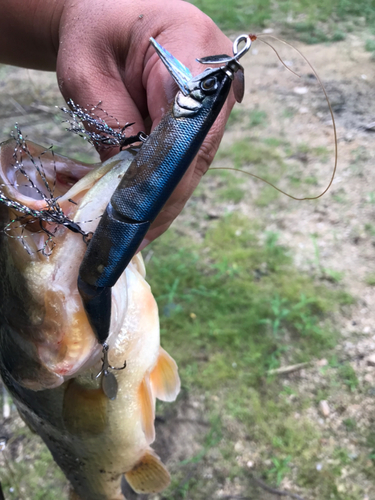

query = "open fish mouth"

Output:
[[0, 134, 94, 254], [0, 131, 139, 390]]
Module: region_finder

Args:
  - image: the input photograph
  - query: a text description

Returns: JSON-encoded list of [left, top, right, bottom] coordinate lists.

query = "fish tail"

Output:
[[124, 449, 170, 494]]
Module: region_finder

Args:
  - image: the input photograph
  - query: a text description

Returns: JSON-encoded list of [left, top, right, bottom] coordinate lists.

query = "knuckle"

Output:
[[196, 139, 217, 176]]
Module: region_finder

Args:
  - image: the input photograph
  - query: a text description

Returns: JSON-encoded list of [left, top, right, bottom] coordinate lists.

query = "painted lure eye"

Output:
[[201, 76, 217, 91]]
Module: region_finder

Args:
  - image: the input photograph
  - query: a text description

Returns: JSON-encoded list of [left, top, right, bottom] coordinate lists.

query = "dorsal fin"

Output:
[[138, 375, 155, 443], [125, 450, 170, 494], [150, 347, 180, 402]]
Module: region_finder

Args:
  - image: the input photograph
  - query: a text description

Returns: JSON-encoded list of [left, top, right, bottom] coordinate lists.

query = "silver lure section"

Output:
[[196, 34, 252, 67], [150, 34, 252, 90]]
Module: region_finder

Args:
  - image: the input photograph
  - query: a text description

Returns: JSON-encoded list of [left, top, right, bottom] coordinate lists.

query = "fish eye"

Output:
[[201, 76, 217, 92]]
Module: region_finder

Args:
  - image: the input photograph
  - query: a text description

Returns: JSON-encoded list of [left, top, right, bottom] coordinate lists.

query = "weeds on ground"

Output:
[[311, 233, 344, 282], [225, 108, 246, 129], [216, 138, 283, 207], [189, 0, 272, 31], [190, 0, 375, 42], [0, 426, 67, 500], [365, 273, 375, 286], [208, 169, 246, 203], [365, 39, 375, 52], [216, 137, 331, 205], [248, 110, 268, 129], [147, 213, 354, 498]]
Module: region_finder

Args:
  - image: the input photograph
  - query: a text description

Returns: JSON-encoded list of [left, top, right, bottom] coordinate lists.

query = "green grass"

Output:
[[0, 428, 67, 499], [293, 22, 330, 44], [248, 109, 268, 129], [215, 138, 286, 204], [366, 273, 375, 286], [332, 188, 348, 204], [267, 455, 292, 485], [343, 418, 357, 431], [148, 215, 346, 384], [365, 39, 375, 51], [217, 138, 281, 168], [225, 107, 246, 129], [365, 223, 375, 237], [146, 214, 355, 497], [189, 0, 272, 30], [189, 0, 375, 41], [210, 169, 246, 203], [367, 191, 375, 205], [256, 185, 280, 206], [311, 233, 345, 282], [216, 138, 285, 202], [216, 138, 332, 204], [338, 363, 359, 392]]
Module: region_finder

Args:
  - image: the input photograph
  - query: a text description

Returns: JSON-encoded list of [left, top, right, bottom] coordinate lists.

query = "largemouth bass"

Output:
[[0, 137, 180, 499]]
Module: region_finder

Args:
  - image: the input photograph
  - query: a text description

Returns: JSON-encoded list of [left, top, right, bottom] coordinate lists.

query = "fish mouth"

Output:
[[0, 138, 93, 205], [0, 136, 138, 389], [0, 138, 94, 254], [0, 137, 100, 388]]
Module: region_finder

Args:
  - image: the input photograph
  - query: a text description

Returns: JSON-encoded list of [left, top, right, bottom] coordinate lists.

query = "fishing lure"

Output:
[[74, 35, 252, 396], [60, 100, 147, 150]]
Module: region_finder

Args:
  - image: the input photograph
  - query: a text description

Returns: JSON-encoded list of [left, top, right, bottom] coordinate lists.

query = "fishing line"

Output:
[[210, 34, 337, 201]]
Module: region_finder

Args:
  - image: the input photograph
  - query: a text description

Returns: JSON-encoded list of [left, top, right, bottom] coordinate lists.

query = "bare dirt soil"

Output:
[[0, 32, 375, 500]]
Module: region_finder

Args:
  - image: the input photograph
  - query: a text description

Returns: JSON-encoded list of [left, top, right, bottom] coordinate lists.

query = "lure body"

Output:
[[78, 35, 251, 345]]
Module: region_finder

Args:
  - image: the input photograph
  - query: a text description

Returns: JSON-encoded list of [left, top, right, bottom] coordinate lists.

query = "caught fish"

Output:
[[0, 34, 253, 499], [0, 137, 180, 499]]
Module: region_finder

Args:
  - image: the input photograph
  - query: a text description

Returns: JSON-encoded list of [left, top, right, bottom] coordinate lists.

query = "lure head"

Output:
[[150, 34, 251, 105], [169, 65, 234, 119]]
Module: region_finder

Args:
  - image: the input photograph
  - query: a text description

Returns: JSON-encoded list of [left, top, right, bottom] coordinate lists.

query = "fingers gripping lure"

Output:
[[77, 35, 252, 393]]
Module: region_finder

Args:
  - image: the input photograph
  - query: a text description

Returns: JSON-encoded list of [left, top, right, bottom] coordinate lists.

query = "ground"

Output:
[[1, 28, 375, 500]]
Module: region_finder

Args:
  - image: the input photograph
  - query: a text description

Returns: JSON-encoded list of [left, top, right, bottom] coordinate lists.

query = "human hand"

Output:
[[56, 0, 235, 249]]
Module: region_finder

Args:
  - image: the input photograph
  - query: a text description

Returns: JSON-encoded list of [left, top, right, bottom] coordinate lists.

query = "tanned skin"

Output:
[[0, 0, 235, 250]]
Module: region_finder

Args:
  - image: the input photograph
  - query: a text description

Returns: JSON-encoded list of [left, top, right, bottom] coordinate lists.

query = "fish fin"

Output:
[[150, 347, 181, 402], [125, 450, 170, 494], [138, 376, 155, 443], [63, 380, 108, 436]]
